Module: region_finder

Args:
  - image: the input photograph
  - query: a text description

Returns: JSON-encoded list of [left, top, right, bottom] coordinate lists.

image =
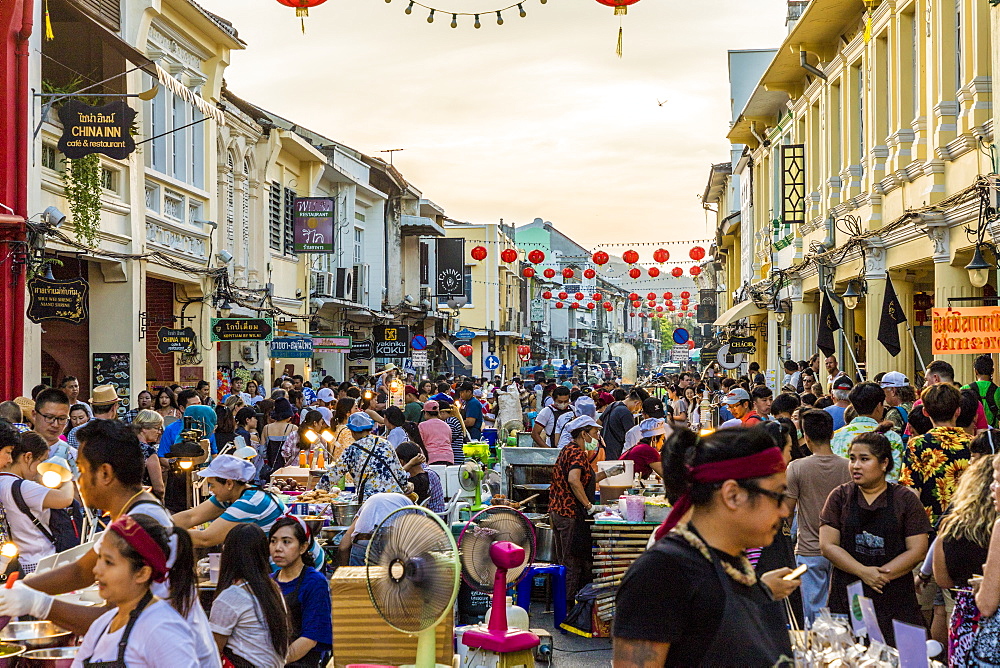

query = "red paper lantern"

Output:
[[603, 301, 613, 310], [687, 339, 696, 350], [471, 245, 487, 262], [656, 306, 664, 312], [632, 300, 642, 308], [647, 300, 656, 308], [570, 302, 580, 309], [629, 293, 639, 301], [583, 268, 596, 279], [542, 291, 552, 300], [595, 0, 640, 15], [689, 246, 706, 261], [556, 301, 564, 309], [587, 302, 596, 310], [647, 292, 657, 300], [690, 266, 702, 276], [665, 300, 673, 306], [458, 344, 473, 357], [558, 291, 568, 300], [543, 268, 556, 279], [663, 292, 672, 300], [630, 312, 636, 317], [517, 345, 531, 357], [653, 248, 670, 264], [528, 249, 546, 264], [592, 293, 603, 301], [500, 249, 518, 263], [623, 249, 640, 264], [671, 267, 683, 277], [648, 267, 660, 278], [629, 268, 642, 279], [574, 292, 585, 301], [682, 299, 689, 305], [681, 291, 690, 299], [668, 305, 676, 311], [639, 312, 647, 318], [593, 251, 610, 265], [276, 0, 329, 20], [522, 267, 535, 278], [563, 268, 575, 279]]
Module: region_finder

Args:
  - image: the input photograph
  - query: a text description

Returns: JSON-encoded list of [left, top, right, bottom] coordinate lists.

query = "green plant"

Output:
[[27, 257, 64, 281], [62, 153, 102, 246]]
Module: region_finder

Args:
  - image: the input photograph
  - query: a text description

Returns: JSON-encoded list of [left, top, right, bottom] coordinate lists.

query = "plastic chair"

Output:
[[514, 563, 567, 630]]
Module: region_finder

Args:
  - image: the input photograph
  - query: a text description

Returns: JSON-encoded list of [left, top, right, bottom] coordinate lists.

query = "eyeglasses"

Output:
[[36, 412, 69, 425], [740, 482, 788, 507]]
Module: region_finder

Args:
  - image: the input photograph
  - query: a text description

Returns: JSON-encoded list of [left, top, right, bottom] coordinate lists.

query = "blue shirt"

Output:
[[275, 567, 332, 651], [824, 404, 847, 431], [464, 397, 484, 440], [157, 420, 218, 457]]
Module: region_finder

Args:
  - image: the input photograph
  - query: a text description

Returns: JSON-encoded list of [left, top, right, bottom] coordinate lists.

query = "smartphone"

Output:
[[783, 564, 808, 581]]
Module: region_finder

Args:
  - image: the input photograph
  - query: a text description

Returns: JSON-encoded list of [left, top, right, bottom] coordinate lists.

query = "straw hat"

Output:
[[12, 396, 33, 419], [90, 384, 119, 407]]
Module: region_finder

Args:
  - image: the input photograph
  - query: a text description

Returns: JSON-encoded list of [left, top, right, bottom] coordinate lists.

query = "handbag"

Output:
[[969, 612, 1000, 667]]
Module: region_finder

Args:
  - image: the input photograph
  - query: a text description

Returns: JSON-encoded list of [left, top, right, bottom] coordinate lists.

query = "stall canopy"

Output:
[[713, 300, 765, 327]]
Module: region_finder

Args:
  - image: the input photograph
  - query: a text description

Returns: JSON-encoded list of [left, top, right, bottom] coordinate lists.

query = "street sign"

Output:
[[454, 328, 476, 340], [410, 335, 428, 351], [211, 318, 274, 342], [374, 325, 409, 357], [412, 350, 429, 367], [672, 328, 690, 345], [347, 338, 375, 361], [670, 347, 690, 362], [156, 327, 196, 354], [269, 336, 314, 358], [484, 355, 501, 371]]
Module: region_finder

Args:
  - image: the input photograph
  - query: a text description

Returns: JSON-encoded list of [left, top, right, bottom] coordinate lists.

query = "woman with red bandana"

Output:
[[73, 513, 199, 667], [612, 428, 799, 667]]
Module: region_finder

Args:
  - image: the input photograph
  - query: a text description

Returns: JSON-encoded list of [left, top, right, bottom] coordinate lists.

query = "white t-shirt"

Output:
[[352, 493, 412, 537], [621, 424, 643, 455], [71, 598, 198, 667], [535, 405, 577, 448], [0, 473, 54, 568], [210, 583, 285, 668]]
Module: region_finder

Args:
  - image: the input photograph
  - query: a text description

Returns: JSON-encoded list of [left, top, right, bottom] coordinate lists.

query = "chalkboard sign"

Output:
[[92, 353, 130, 418]]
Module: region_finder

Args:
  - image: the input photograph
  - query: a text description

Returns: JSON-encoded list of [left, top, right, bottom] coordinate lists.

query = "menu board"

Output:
[[92, 353, 130, 418]]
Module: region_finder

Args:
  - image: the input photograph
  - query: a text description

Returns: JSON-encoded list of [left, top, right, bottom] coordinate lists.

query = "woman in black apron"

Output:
[[269, 517, 332, 667], [613, 427, 799, 666], [820, 430, 931, 645]]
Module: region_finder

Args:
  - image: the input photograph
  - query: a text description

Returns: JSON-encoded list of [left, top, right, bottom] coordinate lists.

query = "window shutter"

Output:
[[268, 182, 282, 251], [781, 144, 806, 225]]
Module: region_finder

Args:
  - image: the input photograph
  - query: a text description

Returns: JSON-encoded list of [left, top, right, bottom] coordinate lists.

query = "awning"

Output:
[[436, 335, 473, 369], [713, 300, 765, 326]]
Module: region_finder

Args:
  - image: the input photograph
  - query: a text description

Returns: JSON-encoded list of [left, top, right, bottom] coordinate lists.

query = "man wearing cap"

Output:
[[65, 384, 118, 454], [327, 413, 410, 502], [825, 376, 854, 430], [881, 371, 914, 436], [301, 387, 335, 424], [459, 382, 484, 441], [417, 401, 455, 465], [964, 354, 1000, 429], [721, 388, 761, 426], [830, 382, 904, 481]]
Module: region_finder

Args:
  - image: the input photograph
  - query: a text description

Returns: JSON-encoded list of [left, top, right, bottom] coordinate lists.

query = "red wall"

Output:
[[145, 278, 175, 382]]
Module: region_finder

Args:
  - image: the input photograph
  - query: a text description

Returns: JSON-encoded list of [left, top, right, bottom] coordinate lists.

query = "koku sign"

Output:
[[293, 198, 335, 253], [374, 325, 409, 358], [57, 100, 137, 160], [932, 306, 1000, 354], [26, 276, 89, 324], [210, 318, 274, 342]]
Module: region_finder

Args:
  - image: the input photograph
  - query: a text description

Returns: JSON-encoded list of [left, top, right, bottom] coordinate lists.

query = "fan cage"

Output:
[[458, 506, 537, 593]]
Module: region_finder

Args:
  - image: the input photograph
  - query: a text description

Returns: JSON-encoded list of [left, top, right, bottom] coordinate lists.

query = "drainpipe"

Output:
[[750, 122, 770, 148], [800, 51, 827, 81]]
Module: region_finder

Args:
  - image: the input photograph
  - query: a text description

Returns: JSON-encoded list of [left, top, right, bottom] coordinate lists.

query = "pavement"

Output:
[[529, 601, 613, 668]]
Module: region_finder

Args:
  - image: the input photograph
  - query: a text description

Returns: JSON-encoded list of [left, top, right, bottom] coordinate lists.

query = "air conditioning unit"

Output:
[[313, 271, 334, 297], [335, 267, 354, 300], [352, 264, 367, 304]]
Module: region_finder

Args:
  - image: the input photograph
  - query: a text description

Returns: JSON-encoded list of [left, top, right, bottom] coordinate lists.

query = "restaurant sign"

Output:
[[293, 198, 335, 253], [932, 307, 1000, 354], [269, 337, 314, 358], [26, 276, 89, 324], [57, 100, 137, 160], [313, 336, 352, 351], [210, 318, 274, 342], [156, 327, 196, 354]]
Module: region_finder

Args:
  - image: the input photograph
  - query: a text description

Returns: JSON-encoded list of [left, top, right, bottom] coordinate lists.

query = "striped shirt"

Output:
[[210, 489, 324, 566]]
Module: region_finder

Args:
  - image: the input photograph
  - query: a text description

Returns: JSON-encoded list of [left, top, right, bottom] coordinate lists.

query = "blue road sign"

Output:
[[455, 328, 477, 340], [484, 355, 501, 371], [410, 335, 427, 351], [673, 328, 690, 345]]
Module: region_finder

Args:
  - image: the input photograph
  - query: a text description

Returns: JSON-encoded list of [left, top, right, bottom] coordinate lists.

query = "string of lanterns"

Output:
[[471, 244, 708, 280]]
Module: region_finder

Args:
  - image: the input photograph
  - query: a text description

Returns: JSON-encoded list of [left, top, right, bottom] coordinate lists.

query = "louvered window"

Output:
[[242, 158, 251, 267], [71, 0, 120, 31], [226, 153, 235, 252], [283, 187, 296, 255], [268, 182, 282, 251]]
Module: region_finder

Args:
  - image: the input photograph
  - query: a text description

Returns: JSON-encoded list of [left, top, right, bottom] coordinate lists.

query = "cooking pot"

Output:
[[328, 503, 361, 527], [0, 622, 71, 650], [534, 523, 554, 563], [0, 643, 24, 668], [18, 646, 77, 667]]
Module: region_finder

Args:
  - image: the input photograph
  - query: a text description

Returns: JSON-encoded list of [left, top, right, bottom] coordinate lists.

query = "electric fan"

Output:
[[459, 460, 487, 512], [458, 506, 540, 653], [366, 505, 461, 668]]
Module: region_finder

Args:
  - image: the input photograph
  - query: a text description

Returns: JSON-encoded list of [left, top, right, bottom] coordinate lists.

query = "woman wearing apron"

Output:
[[820, 429, 931, 645], [269, 517, 332, 667], [72, 514, 199, 667], [260, 399, 296, 482], [613, 427, 800, 667]]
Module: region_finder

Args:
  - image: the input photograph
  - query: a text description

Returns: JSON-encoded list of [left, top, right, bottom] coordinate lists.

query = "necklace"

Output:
[[672, 523, 757, 587], [116, 489, 147, 519]]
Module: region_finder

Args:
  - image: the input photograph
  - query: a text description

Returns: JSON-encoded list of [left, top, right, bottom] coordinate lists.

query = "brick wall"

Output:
[[145, 278, 175, 382]]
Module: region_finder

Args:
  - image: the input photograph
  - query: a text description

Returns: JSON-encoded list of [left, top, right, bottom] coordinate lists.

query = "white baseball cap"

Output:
[[879, 371, 909, 388], [317, 387, 335, 403], [196, 454, 256, 483]]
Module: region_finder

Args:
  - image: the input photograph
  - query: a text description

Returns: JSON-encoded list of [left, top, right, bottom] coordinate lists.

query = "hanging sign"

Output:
[[210, 318, 274, 342], [156, 327, 196, 354], [26, 276, 89, 324], [728, 335, 757, 354], [697, 289, 718, 324], [57, 100, 137, 160], [269, 336, 314, 358], [436, 237, 466, 299], [313, 336, 351, 351], [931, 306, 1000, 354], [530, 299, 546, 322], [293, 197, 335, 253], [347, 338, 375, 361], [374, 325, 410, 357], [454, 328, 477, 340], [92, 353, 130, 418]]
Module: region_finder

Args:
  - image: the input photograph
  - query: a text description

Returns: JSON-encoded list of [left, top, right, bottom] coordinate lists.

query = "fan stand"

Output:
[[462, 542, 540, 654]]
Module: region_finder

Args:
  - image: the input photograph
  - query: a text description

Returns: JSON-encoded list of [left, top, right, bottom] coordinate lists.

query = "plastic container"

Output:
[[484, 596, 529, 630], [622, 495, 645, 522]]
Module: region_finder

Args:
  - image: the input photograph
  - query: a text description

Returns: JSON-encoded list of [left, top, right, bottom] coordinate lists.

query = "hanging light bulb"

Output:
[[774, 299, 787, 324], [841, 280, 861, 310], [427, 8, 435, 22], [518, 3, 526, 16], [966, 244, 993, 288], [496, 10, 504, 24], [405, 1, 414, 13], [474, 13, 481, 27], [451, 13, 458, 27]]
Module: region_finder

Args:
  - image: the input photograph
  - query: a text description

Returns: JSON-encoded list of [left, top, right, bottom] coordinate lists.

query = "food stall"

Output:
[[498, 446, 559, 515]]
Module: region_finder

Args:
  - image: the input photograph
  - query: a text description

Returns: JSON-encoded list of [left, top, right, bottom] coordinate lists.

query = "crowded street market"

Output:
[[5, 0, 1000, 666]]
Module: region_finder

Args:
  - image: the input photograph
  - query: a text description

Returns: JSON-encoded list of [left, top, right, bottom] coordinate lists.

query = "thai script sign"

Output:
[[211, 318, 274, 342], [26, 276, 89, 324], [932, 307, 1000, 354], [269, 336, 314, 358], [57, 100, 137, 160], [293, 198, 335, 253]]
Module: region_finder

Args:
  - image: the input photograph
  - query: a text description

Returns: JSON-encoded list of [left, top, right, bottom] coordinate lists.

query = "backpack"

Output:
[[9, 478, 82, 552], [976, 382, 1000, 429], [543, 405, 576, 447]]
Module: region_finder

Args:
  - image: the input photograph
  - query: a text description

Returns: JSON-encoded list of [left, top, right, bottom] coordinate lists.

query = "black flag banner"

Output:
[[817, 293, 841, 358], [878, 274, 908, 357], [435, 238, 465, 300]]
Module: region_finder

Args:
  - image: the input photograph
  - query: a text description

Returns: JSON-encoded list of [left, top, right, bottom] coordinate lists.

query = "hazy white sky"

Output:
[[199, 0, 787, 251]]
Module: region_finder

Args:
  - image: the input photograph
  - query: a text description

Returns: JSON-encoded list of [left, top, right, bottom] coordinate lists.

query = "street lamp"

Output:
[[841, 280, 863, 310], [774, 299, 787, 324], [966, 244, 994, 288]]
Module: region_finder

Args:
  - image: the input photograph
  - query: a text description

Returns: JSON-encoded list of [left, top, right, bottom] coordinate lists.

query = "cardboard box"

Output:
[[330, 566, 454, 668]]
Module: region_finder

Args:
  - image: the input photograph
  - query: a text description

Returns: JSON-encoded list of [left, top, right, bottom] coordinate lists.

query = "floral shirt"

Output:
[[550, 442, 593, 518], [830, 416, 904, 482], [327, 434, 408, 500], [899, 426, 972, 524]]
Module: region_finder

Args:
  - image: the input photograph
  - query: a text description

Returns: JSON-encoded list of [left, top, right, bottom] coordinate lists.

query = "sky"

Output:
[[198, 0, 788, 253]]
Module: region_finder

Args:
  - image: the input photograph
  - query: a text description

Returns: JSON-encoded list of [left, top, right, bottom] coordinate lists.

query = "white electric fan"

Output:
[[366, 505, 461, 668], [459, 460, 487, 512]]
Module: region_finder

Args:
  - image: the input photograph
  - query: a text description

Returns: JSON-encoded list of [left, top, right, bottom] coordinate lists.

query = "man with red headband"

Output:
[[613, 427, 800, 667]]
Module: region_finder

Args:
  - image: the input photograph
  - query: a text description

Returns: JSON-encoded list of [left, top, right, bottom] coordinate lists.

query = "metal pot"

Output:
[[534, 523, 554, 563], [0, 622, 72, 650], [328, 503, 361, 527], [18, 647, 77, 667], [0, 643, 24, 668]]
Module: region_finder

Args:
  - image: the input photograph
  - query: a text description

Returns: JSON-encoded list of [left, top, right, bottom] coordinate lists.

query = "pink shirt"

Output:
[[418, 418, 454, 464]]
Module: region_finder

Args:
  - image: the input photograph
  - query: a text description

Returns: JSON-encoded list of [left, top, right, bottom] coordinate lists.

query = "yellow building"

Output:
[[721, 0, 993, 383]]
